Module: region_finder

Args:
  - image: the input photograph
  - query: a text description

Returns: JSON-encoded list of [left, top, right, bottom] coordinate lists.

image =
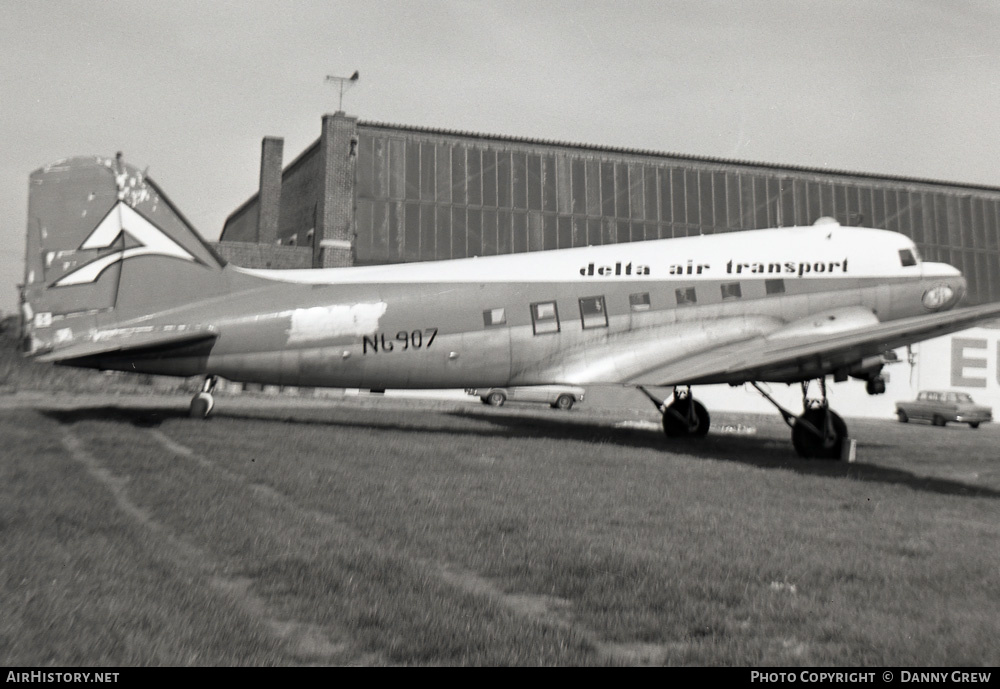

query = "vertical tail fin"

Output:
[[21, 154, 228, 356]]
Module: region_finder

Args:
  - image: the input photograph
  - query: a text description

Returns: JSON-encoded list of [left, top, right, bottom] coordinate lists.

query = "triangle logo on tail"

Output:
[[53, 202, 199, 287]]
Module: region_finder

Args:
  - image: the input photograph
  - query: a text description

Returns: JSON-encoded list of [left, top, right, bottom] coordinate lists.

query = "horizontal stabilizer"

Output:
[[35, 328, 217, 364]]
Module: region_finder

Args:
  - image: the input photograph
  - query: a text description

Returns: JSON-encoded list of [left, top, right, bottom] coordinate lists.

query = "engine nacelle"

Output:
[[848, 356, 886, 382]]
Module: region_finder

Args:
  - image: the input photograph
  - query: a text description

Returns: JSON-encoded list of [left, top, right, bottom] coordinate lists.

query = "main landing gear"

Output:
[[751, 379, 848, 460], [640, 379, 850, 460], [189, 375, 218, 419], [639, 386, 711, 437]]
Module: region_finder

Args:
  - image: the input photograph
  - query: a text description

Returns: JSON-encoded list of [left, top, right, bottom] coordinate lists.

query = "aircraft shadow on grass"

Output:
[[38, 404, 1000, 501], [41, 406, 183, 428]]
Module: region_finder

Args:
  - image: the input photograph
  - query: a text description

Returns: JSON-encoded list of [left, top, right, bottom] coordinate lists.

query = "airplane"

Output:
[[19, 154, 1000, 459]]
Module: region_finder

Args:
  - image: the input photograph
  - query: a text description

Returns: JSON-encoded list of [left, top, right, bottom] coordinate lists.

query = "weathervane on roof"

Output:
[[325, 71, 360, 111]]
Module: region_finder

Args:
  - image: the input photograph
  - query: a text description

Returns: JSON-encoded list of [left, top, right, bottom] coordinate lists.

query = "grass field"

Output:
[[1, 393, 999, 666]]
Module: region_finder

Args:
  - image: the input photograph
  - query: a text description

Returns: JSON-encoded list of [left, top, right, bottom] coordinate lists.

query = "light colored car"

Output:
[[895, 390, 993, 428], [465, 385, 585, 410]]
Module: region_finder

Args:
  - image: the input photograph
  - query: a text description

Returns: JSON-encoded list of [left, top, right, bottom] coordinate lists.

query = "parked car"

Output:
[[895, 390, 993, 428], [465, 385, 585, 410]]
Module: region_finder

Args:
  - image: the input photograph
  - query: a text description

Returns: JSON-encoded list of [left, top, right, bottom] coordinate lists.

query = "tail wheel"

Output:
[[189, 391, 214, 419], [792, 408, 847, 459], [553, 394, 575, 411], [662, 398, 710, 437], [487, 391, 506, 407]]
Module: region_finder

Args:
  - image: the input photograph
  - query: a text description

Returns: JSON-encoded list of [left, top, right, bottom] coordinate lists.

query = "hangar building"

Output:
[[219, 111, 1000, 306]]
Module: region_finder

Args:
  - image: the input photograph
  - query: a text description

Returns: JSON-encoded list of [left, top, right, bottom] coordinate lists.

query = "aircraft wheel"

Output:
[[792, 408, 847, 459], [487, 391, 506, 407], [866, 377, 886, 395], [897, 410, 908, 423], [662, 398, 710, 437], [553, 394, 575, 411], [189, 391, 214, 419]]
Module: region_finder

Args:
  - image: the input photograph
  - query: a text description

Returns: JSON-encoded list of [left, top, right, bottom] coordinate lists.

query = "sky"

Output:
[[3, 0, 1000, 317]]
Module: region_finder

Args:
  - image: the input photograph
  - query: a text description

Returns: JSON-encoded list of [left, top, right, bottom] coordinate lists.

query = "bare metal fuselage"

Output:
[[78, 267, 958, 390]]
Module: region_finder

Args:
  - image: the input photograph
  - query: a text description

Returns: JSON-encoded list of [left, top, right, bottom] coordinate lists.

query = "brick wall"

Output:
[[319, 245, 353, 268], [277, 142, 321, 250], [257, 137, 284, 244], [315, 113, 358, 268], [213, 241, 313, 269], [222, 200, 260, 243]]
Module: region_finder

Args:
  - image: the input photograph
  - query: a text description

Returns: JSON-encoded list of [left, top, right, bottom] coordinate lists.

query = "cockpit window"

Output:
[[899, 248, 918, 267]]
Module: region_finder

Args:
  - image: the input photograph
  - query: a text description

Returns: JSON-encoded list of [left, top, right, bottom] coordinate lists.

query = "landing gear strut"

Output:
[[639, 386, 711, 438], [751, 379, 848, 460], [189, 375, 218, 419]]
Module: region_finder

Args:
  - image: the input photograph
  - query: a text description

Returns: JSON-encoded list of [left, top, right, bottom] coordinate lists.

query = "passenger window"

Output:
[[531, 301, 560, 335], [579, 296, 608, 329], [675, 287, 696, 306], [721, 282, 742, 300], [899, 249, 917, 267], [629, 292, 651, 311], [765, 279, 785, 295], [483, 307, 506, 327]]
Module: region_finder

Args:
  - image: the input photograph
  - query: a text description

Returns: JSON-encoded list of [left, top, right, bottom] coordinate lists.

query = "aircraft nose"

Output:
[[953, 274, 968, 303], [919, 272, 966, 310]]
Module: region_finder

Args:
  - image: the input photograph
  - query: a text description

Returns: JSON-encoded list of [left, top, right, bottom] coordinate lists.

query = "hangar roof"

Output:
[[359, 118, 1000, 195]]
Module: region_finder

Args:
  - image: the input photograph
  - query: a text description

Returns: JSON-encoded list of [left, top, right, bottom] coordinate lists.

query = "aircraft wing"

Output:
[[34, 327, 218, 364], [639, 302, 1000, 386]]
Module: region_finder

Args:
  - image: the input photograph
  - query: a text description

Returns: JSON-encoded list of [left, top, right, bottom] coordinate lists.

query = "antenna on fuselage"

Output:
[[325, 71, 360, 111]]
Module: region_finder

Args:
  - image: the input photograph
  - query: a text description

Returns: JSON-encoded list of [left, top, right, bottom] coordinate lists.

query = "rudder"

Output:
[[21, 154, 228, 356]]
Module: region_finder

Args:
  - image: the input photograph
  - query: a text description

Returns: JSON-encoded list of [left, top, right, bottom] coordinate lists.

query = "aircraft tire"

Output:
[[553, 394, 575, 411], [662, 398, 710, 437], [866, 378, 886, 395], [189, 392, 214, 419], [487, 391, 506, 407], [792, 408, 846, 460]]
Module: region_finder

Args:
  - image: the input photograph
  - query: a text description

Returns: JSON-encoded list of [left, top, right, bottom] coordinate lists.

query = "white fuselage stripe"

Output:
[[233, 225, 948, 285]]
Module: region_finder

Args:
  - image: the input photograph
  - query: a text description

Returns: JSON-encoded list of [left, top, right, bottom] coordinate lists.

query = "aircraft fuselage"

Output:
[[78, 225, 964, 390]]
